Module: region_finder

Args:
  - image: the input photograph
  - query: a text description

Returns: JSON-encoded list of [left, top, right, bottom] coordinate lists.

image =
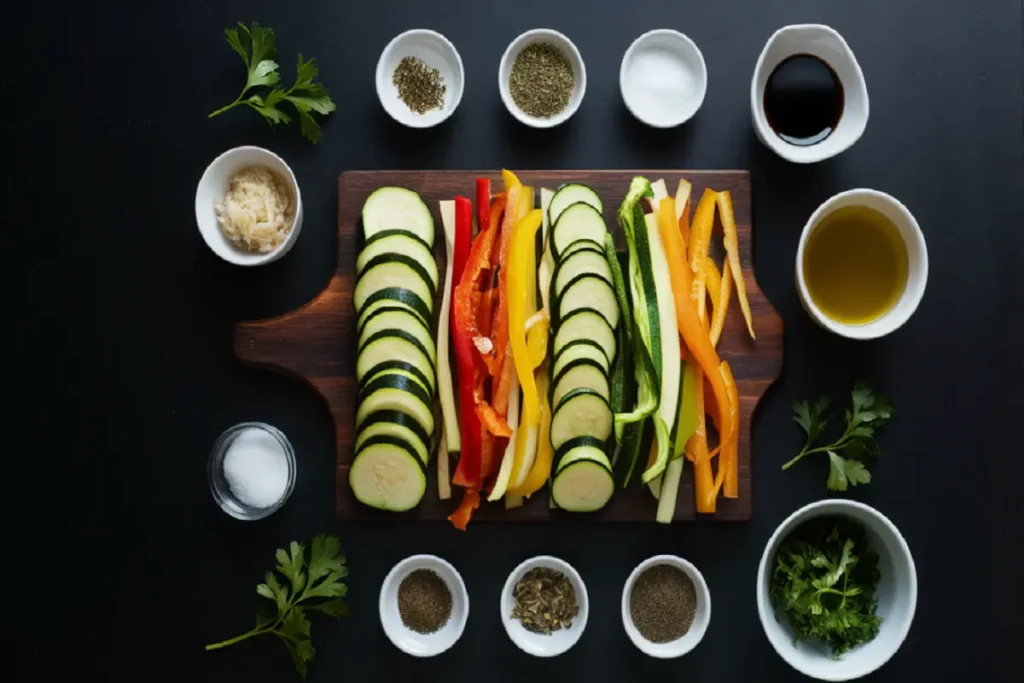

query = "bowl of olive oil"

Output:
[[797, 189, 928, 339]]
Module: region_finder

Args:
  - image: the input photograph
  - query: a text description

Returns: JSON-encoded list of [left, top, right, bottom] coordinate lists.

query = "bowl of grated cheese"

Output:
[[195, 146, 303, 265]]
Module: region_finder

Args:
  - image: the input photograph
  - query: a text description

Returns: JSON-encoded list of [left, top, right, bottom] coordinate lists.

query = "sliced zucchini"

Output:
[[550, 388, 613, 452], [363, 366, 430, 398], [558, 240, 606, 261], [553, 340, 611, 378], [357, 308, 436, 365], [355, 411, 430, 465], [551, 202, 608, 259], [349, 441, 426, 511], [553, 309, 617, 365], [356, 229, 439, 289], [551, 457, 614, 512], [361, 187, 434, 247], [549, 184, 603, 226], [553, 248, 613, 297], [355, 373, 435, 437], [356, 287, 432, 331], [354, 255, 436, 314], [557, 274, 620, 329], [552, 360, 611, 407], [356, 336, 435, 392], [354, 434, 427, 470], [553, 435, 609, 471]]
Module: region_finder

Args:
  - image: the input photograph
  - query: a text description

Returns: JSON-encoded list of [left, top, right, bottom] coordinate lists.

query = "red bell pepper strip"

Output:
[[447, 489, 480, 531], [450, 196, 472, 333], [476, 178, 491, 236]]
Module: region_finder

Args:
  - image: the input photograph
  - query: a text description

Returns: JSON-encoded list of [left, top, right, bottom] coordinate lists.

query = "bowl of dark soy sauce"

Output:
[[750, 24, 869, 163]]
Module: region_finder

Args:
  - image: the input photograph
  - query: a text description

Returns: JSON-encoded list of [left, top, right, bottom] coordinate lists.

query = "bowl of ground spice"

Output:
[[379, 554, 468, 656], [622, 555, 711, 658], [500, 555, 588, 657], [376, 29, 464, 128], [499, 29, 586, 128]]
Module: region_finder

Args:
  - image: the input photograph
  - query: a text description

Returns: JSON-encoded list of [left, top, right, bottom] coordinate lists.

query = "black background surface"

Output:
[[10, 0, 1023, 681]]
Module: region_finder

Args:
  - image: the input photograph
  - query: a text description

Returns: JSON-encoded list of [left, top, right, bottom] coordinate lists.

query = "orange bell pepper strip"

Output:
[[709, 260, 733, 347], [490, 184, 521, 385], [704, 256, 722, 312], [715, 361, 740, 498], [717, 191, 755, 339], [477, 402, 512, 437], [447, 489, 480, 531], [688, 190, 717, 321], [685, 369, 717, 514]]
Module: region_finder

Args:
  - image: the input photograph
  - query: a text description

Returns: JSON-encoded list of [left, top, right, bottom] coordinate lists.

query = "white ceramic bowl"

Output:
[[620, 29, 707, 128], [796, 188, 928, 339], [376, 29, 464, 128], [757, 500, 917, 681], [499, 29, 586, 128], [379, 554, 469, 657], [500, 555, 588, 657], [194, 146, 303, 266], [621, 555, 711, 658], [751, 24, 869, 163]]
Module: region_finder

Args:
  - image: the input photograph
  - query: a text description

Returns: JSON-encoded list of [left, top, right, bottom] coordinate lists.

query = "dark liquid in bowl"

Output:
[[764, 54, 844, 146]]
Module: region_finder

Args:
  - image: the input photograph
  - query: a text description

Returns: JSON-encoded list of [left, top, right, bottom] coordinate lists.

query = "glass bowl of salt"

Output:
[[208, 422, 296, 520]]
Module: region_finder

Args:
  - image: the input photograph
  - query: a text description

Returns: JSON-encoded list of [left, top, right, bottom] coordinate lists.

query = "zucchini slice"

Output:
[[356, 335, 435, 393], [550, 388, 613, 452], [553, 435, 609, 471], [553, 309, 617, 365], [549, 183, 603, 226], [552, 359, 611, 407], [551, 202, 608, 259], [349, 440, 427, 511], [558, 240, 606, 261], [355, 411, 430, 465], [354, 255, 436, 313], [556, 274, 620, 329], [361, 187, 435, 247], [551, 456, 614, 512], [354, 434, 427, 471], [356, 288, 432, 331], [355, 373, 435, 437], [553, 248, 614, 298], [357, 308, 437, 365], [553, 340, 611, 378], [356, 229, 439, 289]]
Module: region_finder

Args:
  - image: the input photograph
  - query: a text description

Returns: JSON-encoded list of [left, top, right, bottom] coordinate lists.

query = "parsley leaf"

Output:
[[782, 383, 893, 491], [206, 534, 349, 679], [209, 24, 335, 143], [769, 517, 882, 656]]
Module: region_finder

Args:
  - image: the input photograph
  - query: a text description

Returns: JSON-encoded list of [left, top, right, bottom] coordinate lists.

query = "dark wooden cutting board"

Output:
[[235, 170, 783, 522]]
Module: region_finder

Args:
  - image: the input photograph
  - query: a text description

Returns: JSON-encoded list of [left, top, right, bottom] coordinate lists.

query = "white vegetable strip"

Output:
[[675, 179, 692, 222], [437, 432, 451, 500], [436, 201, 460, 452], [487, 372, 521, 502], [538, 188, 556, 316]]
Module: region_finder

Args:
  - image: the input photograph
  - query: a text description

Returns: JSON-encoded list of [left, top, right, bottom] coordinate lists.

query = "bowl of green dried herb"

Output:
[[379, 554, 469, 657], [500, 555, 588, 657], [376, 29, 464, 128], [621, 555, 711, 658], [757, 499, 917, 681], [499, 29, 586, 128]]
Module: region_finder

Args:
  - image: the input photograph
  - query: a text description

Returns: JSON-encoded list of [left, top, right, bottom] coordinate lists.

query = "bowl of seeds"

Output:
[[621, 555, 711, 658], [499, 29, 586, 128], [379, 554, 469, 656], [500, 555, 588, 657], [376, 29, 464, 128]]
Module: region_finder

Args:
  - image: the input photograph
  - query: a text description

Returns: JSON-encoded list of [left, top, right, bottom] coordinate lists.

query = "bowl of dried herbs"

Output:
[[498, 29, 586, 128], [621, 555, 711, 658], [501, 555, 588, 657], [379, 554, 469, 657]]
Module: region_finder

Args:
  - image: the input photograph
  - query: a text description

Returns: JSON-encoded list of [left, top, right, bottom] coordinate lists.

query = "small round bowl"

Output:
[[500, 555, 588, 657], [207, 422, 296, 520], [195, 146, 303, 266], [376, 29, 464, 128], [621, 555, 711, 658], [379, 555, 469, 657], [757, 500, 918, 681], [499, 29, 586, 128], [620, 29, 707, 128]]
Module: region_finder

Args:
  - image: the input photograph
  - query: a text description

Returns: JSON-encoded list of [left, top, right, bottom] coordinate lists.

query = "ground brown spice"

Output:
[[629, 564, 696, 643], [398, 569, 452, 634]]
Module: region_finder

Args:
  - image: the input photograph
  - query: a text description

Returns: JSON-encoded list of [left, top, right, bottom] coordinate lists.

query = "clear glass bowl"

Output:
[[208, 422, 296, 520]]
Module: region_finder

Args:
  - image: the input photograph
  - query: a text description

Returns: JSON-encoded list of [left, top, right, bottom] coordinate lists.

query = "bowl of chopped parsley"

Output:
[[757, 499, 917, 681]]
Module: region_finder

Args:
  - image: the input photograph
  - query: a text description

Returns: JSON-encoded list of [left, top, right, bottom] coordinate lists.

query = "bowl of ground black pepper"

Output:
[[500, 555, 588, 657], [379, 554, 468, 656], [499, 29, 586, 128], [622, 555, 711, 658], [376, 29, 464, 128]]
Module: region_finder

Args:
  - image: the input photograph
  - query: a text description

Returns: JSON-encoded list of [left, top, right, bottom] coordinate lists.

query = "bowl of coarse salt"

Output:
[[620, 29, 707, 128], [208, 422, 296, 520]]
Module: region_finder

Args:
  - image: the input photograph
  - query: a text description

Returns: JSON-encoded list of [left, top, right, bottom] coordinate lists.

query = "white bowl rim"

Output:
[[498, 28, 586, 129], [795, 188, 929, 339], [194, 145, 302, 266], [378, 553, 469, 657], [499, 554, 589, 657], [375, 29, 464, 129], [619, 28, 708, 128], [620, 554, 712, 658], [756, 499, 918, 681]]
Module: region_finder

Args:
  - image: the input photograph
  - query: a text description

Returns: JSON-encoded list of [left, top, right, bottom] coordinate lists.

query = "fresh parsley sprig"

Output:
[[209, 22, 336, 143], [205, 534, 349, 679], [783, 383, 893, 491]]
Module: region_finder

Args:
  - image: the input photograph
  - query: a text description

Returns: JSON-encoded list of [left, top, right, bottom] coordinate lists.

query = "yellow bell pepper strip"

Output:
[[704, 256, 722, 311], [717, 190, 755, 339], [685, 370, 718, 514], [688, 189, 717, 321], [510, 362, 552, 497], [709, 260, 733, 347], [674, 179, 692, 244], [508, 209, 543, 426], [674, 361, 702, 461], [525, 312, 549, 369]]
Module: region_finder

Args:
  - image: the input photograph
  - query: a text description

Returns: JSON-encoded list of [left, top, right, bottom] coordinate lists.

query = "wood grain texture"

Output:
[[234, 170, 783, 522]]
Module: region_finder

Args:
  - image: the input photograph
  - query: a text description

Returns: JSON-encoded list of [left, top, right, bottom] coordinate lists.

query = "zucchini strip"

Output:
[[436, 201, 461, 451]]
